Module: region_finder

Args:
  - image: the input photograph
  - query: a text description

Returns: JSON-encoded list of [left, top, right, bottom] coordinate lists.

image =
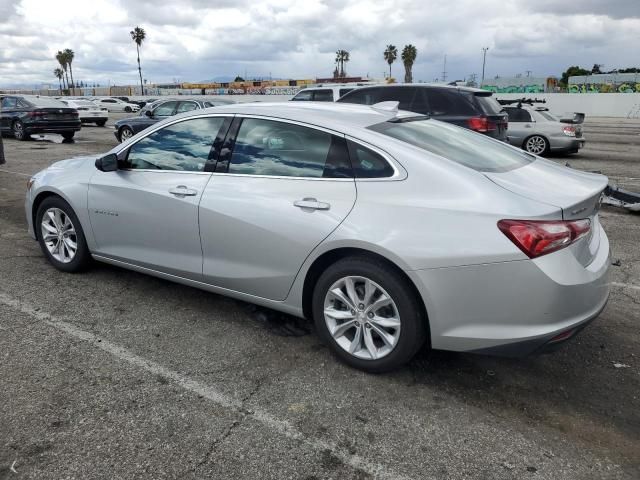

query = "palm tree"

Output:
[[130, 26, 146, 95], [63, 48, 75, 90], [401, 45, 417, 83], [55, 50, 69, 91], [335, 50, 350, 78], [384, 45, 398, 78], [53, 68, 64, 94]]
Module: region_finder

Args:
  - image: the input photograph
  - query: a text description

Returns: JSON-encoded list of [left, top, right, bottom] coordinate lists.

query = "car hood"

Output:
[[47, 155, 99, 171], [114, 116, 151, 126], [484, 158, 608, 220]]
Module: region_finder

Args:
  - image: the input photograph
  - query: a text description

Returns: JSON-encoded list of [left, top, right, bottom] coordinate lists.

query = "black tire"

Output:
[[523, 135, 549, 156], [35, 196, 92, 273], [61, 132, 75, 141], [96, 120, 107, 127], [124, 106, 132, 113], [118, 126, 134, 142], [312, 256, 428, 372], [12, 120, 28, 141]]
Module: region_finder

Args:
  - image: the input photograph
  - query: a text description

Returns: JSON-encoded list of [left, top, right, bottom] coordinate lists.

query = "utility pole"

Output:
[[441, 55, 447, 83], [0, 131, 4, 165], [526, 70, 532, 77], [481, 47, 489, 86]]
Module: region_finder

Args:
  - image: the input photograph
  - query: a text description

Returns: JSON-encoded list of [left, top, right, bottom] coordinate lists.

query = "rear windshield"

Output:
[[538, 111, 558, 122], [475, 95, 503, 115], [368, 119, 533, 173]]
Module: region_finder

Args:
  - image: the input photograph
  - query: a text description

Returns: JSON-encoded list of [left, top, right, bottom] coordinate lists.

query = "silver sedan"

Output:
[[25, 102, 610, 372], [504, 105, 586, 155]]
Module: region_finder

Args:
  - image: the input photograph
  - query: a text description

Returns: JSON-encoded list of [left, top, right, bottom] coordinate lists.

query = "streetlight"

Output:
[[481, 47, 489, 86]]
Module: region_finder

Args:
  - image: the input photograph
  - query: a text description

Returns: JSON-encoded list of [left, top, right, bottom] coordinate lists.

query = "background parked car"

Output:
[[338, 84, 508, 140], [60, 99, 109, 126], [500, 99, 585, 155], [0, 95, 80, 141], [93, 97, 140, 113], [290, 85, 363, 102], [114, 98, 220, 142]]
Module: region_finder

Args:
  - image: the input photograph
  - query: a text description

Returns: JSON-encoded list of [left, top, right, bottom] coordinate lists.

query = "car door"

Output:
[[88, 115, 229, 279], [199, 116, 357, 300], [1, 97, 18, 131], [504, 107, 532, 145]]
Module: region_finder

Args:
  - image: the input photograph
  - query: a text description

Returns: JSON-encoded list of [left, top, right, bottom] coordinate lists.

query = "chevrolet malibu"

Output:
[[25, 102, 610, 372]]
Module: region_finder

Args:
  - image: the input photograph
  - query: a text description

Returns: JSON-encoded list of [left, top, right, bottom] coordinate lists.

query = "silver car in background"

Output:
[[25, 102, 610, 372], [502, 101, 585, 155]]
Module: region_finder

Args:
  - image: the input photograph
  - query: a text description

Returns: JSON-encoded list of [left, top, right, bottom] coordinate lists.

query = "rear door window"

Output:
[[291, 90, 313, 101], [176, 101, 199, 113], [338, 88, 354, 97], [228, 118, 352, 178], [372, 87, 416, 111], [312, 90, 334, 102], [153, 101, 178, 117], [505, 108, 532, 122], [425, 89, 477, 116], [338, 88, 381, 105]]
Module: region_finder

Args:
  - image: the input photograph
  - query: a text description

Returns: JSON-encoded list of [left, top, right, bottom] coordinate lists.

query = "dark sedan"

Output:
[[1, 95, 81, 141], [114, 99, 223, 142]]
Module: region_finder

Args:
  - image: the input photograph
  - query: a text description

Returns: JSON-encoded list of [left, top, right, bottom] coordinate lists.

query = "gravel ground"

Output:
[[0, 114, 638, 479]]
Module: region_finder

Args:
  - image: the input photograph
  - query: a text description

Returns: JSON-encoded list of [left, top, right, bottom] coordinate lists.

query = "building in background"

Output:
[[480, 77, 558, 94], [568, 73, 640, 93]]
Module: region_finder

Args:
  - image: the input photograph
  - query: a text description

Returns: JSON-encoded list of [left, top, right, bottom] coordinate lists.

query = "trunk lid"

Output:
[[35, 107, 78, 121], [485, 159, 608, 266]]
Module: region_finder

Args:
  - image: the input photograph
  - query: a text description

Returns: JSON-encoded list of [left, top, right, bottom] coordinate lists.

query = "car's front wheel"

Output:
[[524, 135, 549, 155], [124, 106, 132, 113], [312, 257, 427, 372], [119, 126, 134, 142], [36, 196, 91, 272]]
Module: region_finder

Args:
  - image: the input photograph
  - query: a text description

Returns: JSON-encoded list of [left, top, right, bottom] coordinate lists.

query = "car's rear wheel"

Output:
[[12, 120, 28, 141], [61, 132, 75, 141], [524, 135, 549, 155], [96, 120, 106, 127], [36, 197, 91, 273], [119, 126, 134, 142], [312, 257, 427, 372]]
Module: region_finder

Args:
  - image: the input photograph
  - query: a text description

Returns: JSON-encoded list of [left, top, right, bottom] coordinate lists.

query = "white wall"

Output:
[[495, 93, 640, 118]]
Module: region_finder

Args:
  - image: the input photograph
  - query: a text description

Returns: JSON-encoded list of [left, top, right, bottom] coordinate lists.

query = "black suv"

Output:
[[337, 85, 507, 140]]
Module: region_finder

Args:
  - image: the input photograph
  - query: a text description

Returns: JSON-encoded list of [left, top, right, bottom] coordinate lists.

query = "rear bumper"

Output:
[[408, 222, 610, 357], [550, 137, 585, 152], [80, 116, 108, 122], [25, 121, 81, 134]]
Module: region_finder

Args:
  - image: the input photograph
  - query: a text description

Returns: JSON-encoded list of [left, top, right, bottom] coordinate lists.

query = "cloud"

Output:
[[0, 0, 638, 88]]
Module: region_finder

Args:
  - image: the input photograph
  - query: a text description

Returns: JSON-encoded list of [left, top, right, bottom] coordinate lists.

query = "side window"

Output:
[[505, 108, 532, 122], [373, 87, 416, 111], [339, 88, 354, 97], [425, 89, 477, 116], [176, 101, 199, 113], [104, 99, 116, 103], [338, 88, 380, 105], [312, 90, 334, 102], [17, 99, 30, 108], [291, 90, 313, 101], [347, 141, 395, 178], [2, 97, 17, 109], [228, 118, 352, 178], [124, 117, 225, 172], [153, 101, 178, 117]]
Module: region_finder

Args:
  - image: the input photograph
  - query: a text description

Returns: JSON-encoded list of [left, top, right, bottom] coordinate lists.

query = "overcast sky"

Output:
[[1, 0, 638, 87]]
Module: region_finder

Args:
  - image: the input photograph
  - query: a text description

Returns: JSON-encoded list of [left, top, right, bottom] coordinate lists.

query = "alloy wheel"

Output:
[[41, 207, 77, 263], [13, 121, 25, 140], [120, 127, 133, 142], [323, 276, 401, 360], [525, 136, 547, 155]]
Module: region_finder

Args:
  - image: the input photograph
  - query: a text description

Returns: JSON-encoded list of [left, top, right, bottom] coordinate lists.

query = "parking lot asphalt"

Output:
[[0, 113, 638, 479]]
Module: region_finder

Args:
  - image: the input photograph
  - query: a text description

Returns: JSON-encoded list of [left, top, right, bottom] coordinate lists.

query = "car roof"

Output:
[[345, 83, 489, 94], [176, 101, 411, 131]]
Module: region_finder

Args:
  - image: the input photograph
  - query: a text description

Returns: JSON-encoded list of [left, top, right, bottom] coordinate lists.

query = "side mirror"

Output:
[[95, 153, 118, 172], [145, 110, 153, 118]]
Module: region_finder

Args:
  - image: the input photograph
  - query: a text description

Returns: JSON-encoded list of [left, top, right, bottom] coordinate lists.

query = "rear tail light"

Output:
[[498, 219, 591, 258], [27, 110, 46, 118], [562, 126, 576, 137], [467, 116, 497, 133]]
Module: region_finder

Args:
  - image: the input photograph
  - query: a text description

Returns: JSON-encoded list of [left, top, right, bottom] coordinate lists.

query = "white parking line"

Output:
[[0, 292, 410, 480], [612, 282, 640, 292], [0, 168, 31, 177]]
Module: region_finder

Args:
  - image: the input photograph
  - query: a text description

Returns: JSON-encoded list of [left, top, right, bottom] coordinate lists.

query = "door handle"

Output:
[[169, 185, 198, 197], [294, 198, 330, 210]]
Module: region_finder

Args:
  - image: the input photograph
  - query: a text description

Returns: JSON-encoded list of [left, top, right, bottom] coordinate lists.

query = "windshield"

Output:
[[369, 119, 533, 173]]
